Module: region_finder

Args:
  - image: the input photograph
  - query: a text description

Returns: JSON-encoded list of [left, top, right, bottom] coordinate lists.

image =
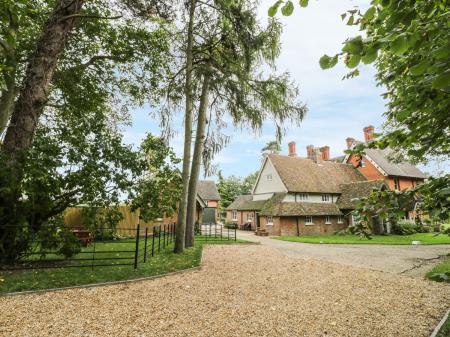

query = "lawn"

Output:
[[426, 257, 450, 283], [0, 236, 251, 294], [273, 233, 450, 245]]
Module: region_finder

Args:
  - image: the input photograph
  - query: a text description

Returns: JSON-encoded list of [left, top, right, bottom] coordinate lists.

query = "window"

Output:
[[394, 178, 400, 191], [267, 216, 273, 225], [297, 193, 308, 201], [325, 216, 331, 224], [305, 216, 313, 225], [232, 210, 237, 221], [360, 159, 366, 167], [321, 194, 331, 202], [247, 213, 253, 221], [337, 216, 343, 224], [266, 174, 273, 181]]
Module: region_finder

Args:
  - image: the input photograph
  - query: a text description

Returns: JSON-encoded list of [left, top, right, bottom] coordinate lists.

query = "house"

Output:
[[226, 142, 387, 235], [344, 125, 426, 219], [196, 180, 221, 223]]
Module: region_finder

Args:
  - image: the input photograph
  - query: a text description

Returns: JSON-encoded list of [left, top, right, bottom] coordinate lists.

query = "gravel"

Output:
[[1, 245, 449, 337]]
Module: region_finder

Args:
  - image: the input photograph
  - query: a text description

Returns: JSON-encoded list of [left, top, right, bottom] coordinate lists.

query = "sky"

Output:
[[122, 0, 444, 179]]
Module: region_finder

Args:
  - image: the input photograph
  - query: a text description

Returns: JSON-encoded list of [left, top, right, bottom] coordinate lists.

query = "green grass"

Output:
[[273, 233, 450, 245], [0, 237, 251, 294], [435, 313, 450, 337], [426, 258, 450, 283]]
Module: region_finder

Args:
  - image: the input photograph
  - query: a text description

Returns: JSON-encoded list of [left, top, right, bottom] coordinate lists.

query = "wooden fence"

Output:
[[63, 206, 175, 236]]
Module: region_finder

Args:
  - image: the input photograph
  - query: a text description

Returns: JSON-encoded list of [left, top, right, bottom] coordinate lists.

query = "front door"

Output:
[[256, 212, 261, 228]]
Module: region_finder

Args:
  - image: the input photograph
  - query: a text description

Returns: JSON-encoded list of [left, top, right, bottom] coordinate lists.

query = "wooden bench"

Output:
[[71, 229, 92, 246]]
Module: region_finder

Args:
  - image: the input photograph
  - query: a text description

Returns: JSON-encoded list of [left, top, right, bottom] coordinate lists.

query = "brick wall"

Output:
[[226, 210, 258, 229], [276, 216, 347, 236]]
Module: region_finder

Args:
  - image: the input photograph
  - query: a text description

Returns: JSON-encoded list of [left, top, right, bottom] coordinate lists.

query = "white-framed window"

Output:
[[247, 213, 253, 221], [266, 174, 273, 181], [321, 194, 331, 202], [267, 216, 273, 225], [305, 216, 313, 225], [337, 216, 343, 224], [298, 193, 308, 201], [232, 210, 237, 221], [394, 178, 400, 191], [325, 215, 331, 224]]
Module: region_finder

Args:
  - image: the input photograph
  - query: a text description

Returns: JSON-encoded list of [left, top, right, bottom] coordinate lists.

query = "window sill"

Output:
[[305, 223, 314, 226], [325, 222, 331, 225], [267, 223, 273, 226]]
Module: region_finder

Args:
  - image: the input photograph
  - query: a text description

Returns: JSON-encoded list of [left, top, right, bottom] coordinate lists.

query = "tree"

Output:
[[130, 134, 182, 223], [262, 140, 281, 155], [0, 0, 174, 263], [175, 0, 196, 254], [270, 0, 450, 227], [180, 0, 306, 248]]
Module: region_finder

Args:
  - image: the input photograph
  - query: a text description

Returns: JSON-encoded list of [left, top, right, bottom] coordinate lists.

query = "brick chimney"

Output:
[[320, 146, 330, 161], [363, 125, 375, 142], [306, 144, 315, 159], [313, 148, 322, 163], [346, 137, 354, 149], [288, 141, 297, 157]]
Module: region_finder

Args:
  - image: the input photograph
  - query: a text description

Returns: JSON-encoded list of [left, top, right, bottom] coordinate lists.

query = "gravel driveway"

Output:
[[236, 230, 450, 276], [1, 245, 449, 337]]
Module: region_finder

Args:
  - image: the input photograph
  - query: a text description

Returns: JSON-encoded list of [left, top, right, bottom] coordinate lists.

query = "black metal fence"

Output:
[[0, 224, 176, 271], [1, 223, 236, 271], [195, 223, 237, 242]]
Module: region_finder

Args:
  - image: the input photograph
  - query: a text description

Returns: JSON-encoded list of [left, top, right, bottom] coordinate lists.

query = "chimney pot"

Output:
[[363, 125, 375, 142], [306, 144, 315, 159], [288, 141, 297, 157], [313, 148, 322, 163], [320, 146, 330, 161], [346, 137, 354, 149]]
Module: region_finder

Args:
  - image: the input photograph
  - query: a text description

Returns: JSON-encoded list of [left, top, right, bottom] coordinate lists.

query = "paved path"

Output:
[[236, 230, 450, 276], [1, 245, 449, 337]]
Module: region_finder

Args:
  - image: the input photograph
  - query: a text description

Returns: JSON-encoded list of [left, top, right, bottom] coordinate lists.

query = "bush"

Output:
[[82, 206, 123, 240], [391, 220, 418, 235], [224, 222, 237, 229]]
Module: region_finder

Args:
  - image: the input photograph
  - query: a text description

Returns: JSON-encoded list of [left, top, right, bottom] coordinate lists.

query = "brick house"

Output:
[[344, 126, 426, 219], [226, 143, 387, 235], [197, 180, 221, 223]]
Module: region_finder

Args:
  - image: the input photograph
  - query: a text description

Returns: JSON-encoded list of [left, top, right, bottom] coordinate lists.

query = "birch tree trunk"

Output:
[[2, 0, 85, 168], [185, 72, 211, 247], [174, 0, 196, 253]]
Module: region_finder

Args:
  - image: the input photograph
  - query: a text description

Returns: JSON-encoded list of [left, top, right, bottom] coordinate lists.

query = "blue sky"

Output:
[[122, 0, 444, 179]]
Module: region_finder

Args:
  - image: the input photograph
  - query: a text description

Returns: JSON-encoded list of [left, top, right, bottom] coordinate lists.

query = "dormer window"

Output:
[[266, 174, 273, 181], [321, 194, 331, 202]]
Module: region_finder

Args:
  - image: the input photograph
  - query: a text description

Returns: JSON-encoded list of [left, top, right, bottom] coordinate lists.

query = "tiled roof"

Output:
[[268, 154, 366, 193], [337, 180, 387, 209], [197, 180, 221, 201], [364, 148, 427, 179], [260, 193, 342, 216], [226, 195, 267, 211]]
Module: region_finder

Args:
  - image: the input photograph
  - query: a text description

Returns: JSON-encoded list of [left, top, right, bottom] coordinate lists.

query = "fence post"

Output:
[[151, 226, 156, 257], [134, 224, 140, 269], [144, 227, 148, 263], [163, 224, 166, 248], [158, 225, 161, 252], [220, 224, 222, 241], [234, 226, 237, 241]]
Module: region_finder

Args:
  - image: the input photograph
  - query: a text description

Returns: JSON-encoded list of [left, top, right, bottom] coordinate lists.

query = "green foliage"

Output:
[[391, 220, 417, 236], [82, 207, 124, 240], [261, 140, 281, 154], [217, 170, 258, 216], [130, 134, 182, 223]]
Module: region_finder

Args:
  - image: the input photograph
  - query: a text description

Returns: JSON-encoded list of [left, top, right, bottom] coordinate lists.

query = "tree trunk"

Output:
[[0, 16, 18, 137], [174, 0, 196, 253], [0, 0, 84, 265], [185, 72, 211, 247], [1, 0, 85, 167]]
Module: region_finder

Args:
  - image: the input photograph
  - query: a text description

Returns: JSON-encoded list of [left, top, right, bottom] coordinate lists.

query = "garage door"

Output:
[[202, 207, 216, 224]]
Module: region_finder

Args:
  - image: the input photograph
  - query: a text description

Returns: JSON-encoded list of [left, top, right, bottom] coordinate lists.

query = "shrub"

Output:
[[391, 220, 417, 235], [82, 207, 123, 240], [224, 222, 237, 229]]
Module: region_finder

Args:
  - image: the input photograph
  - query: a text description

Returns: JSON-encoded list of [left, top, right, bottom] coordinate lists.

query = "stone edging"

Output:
[[430, 308, 450, 337], [1, 248, 204, 297]]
